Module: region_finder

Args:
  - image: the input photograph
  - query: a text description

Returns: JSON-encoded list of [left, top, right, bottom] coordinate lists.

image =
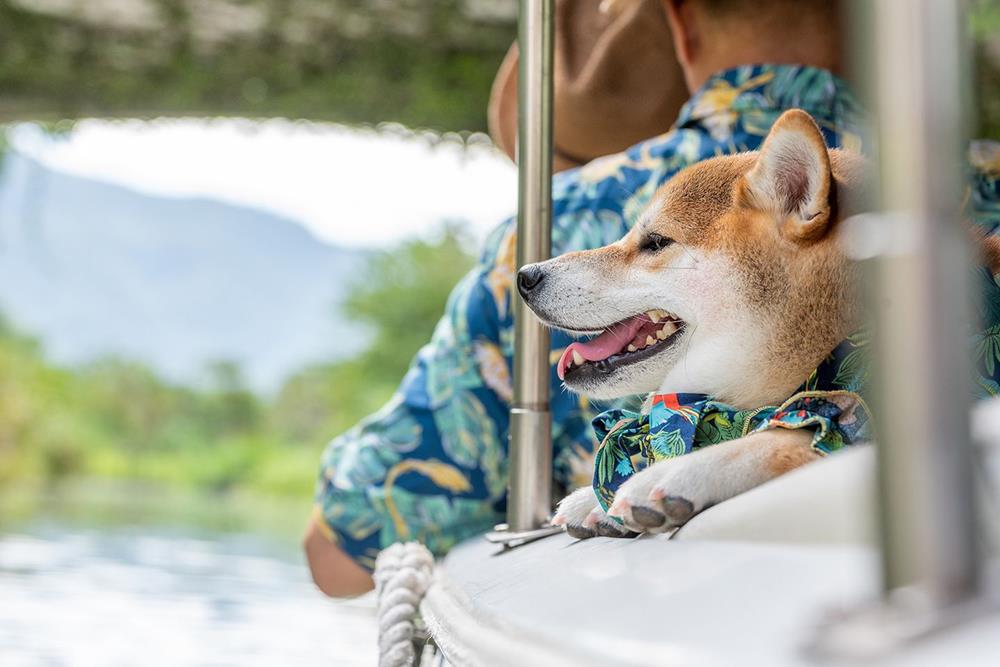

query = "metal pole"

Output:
[[869, 0, 980, 604], [507, 0, 554, 532]]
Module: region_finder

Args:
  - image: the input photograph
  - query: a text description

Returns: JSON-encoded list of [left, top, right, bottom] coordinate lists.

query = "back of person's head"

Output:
[[698, 0, 840, 23], [698, 0, 841, 42], [663, 0, 844, 91]]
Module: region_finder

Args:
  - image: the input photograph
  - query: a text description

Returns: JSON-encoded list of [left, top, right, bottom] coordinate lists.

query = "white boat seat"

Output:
[[675, 446, 878, 546], [422, 441, 1000, 666]]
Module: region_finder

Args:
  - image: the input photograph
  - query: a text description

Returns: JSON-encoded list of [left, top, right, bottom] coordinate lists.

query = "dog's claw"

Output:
[[566, 525, 598, 540], [595, 521, 638, 538], [629, 505, 667, 529], [661, 495, 695, 526]]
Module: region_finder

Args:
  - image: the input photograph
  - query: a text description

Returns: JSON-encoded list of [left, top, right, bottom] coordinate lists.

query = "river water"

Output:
[[0, 486, 377, 666]]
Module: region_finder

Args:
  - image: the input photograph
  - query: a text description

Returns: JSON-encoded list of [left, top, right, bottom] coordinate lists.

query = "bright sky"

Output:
[[9, 118, 518, 249]]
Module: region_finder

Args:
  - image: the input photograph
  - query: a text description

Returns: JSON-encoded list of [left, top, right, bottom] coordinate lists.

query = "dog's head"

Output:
[[518, 109, 866, 408]]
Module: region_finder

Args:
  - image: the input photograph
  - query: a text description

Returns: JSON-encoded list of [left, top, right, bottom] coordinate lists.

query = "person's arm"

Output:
[[303, 95, 670, 595], [304, 221, 517, 598], [303, 516, 373, 597]]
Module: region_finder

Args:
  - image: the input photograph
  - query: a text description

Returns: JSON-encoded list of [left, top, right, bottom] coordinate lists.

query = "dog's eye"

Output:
[[640, 233, 675, 253]]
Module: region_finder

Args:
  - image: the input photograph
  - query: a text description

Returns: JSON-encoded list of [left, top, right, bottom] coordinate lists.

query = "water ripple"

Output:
[[0, 527, 377, 666]]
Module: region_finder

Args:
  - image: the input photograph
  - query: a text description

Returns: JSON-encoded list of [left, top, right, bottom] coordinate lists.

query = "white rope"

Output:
[[373, 542, 435, 667]]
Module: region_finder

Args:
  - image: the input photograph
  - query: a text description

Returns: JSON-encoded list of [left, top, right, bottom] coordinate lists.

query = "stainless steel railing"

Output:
[[505, 0, 986, 626], [507, 0, 555, 533], [867, 0, 981, 606], [812, 0, 985, 655]]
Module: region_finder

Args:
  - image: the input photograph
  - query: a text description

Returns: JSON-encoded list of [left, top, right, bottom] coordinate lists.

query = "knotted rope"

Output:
[[373, 542, 435, 667]]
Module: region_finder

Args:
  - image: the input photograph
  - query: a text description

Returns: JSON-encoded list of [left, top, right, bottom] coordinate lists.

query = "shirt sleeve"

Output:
[[310, 126, 676, 571], [313, 211, 611, 570], [313, 218, 524, 570]]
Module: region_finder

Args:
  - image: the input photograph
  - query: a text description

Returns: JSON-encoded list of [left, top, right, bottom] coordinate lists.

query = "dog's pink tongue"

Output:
[[557, 315, 647, 380]]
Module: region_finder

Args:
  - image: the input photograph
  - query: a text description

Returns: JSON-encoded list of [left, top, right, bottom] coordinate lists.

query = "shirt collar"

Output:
[[674, 64, 864, 130]]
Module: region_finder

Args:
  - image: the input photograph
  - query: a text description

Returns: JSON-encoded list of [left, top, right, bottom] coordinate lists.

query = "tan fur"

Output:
[[600, 113, 865, 405], [542, 109, 873, 536], [974, 227, 1000, 277], [763, 429, 821, 476], [716, 427, 816, 474]]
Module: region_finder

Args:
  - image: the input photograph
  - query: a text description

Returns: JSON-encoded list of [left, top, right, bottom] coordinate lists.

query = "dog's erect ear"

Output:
[[742, 109, 833, 242]]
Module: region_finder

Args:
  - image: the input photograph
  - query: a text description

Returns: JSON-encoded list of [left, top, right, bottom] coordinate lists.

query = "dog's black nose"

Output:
[[516, 265, 544, 298]]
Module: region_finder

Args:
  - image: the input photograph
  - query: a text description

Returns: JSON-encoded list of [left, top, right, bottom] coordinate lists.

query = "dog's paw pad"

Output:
[[629, 505, 667, 529], [566, 524, 598, 540], [661, 495, 695, 526]]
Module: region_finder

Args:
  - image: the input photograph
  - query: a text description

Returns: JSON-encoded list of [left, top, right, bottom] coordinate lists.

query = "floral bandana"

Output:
[[591, 337, 874, 512]]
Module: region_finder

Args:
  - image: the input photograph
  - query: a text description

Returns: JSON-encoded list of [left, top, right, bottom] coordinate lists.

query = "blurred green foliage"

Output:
[[2, 0, 998, 506], [270, 225, 475, 445], [973, 0, 1000, 138], [0, 227, 474, 498], [0, 0, 512, 133], [0, 0, 998, 136]]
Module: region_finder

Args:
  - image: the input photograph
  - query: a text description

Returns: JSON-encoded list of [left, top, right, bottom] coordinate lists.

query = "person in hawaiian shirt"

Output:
[[304, 0, 859, 597]]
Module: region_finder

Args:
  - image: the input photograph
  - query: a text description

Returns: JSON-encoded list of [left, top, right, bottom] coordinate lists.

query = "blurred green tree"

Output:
[[272, 223, 475, 442], [0, 225, 474, 496], [0, 0, 515, 132], [343, 223, 474, 378]]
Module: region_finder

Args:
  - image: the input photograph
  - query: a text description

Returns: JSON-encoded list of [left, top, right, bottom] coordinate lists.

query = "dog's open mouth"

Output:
[[557, 309, 685, 381]]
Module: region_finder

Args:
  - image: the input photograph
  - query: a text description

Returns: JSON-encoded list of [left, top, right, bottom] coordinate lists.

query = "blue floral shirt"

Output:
[[313, 64, 871, 570]]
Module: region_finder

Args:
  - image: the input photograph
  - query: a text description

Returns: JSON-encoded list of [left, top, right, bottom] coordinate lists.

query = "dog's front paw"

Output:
[[606, 457, 706, 533], [552, 486, 636, 540]]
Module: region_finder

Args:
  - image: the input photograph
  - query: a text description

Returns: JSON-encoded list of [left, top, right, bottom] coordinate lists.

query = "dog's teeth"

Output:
[[572, 350, 585, 366], [645, 335, 655, 346], [647, 310, 661, 323], [655, 328, 667, 340], [627, 344, 637, 352]]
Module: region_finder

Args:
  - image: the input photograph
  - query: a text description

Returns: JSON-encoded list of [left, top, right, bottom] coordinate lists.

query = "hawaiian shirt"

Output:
[[971, 141, 1000, 397], [314, 64, 870, 571]]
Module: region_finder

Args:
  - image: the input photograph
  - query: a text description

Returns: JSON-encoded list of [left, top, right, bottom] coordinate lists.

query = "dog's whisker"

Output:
[[681, 322, 699, 378], [679, 244, 699, 265]]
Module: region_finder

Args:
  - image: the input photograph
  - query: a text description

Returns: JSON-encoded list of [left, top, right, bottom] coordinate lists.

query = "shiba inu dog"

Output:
[[516, 109, 867, 537]]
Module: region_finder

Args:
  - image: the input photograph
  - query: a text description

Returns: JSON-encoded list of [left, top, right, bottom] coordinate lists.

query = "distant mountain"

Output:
[[0, 152, 368, 393]]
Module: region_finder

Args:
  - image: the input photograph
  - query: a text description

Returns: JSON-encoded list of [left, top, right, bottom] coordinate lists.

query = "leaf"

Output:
[[407, 459, 472, 493], [977, 375, 1000, 398], [362, 396, 423, 454], [650, 428, 687, 459], [975, 325, 1000, 377], [596, 440, 630, 486], [699, 411, 734, 443], [832, 347, 870, 391], [435, 392, 493, 469], [474, 341, 513, 404], [673, 404, 701, 425]]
